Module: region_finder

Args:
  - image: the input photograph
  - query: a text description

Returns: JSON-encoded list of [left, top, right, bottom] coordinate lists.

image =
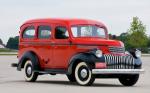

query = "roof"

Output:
[[22, 18, 106, 27]]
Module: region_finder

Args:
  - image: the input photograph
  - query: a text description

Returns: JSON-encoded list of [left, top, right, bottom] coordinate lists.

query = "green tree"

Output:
[[6, 36, 19, 50], [117, 33, 128, 48], [126, 17, 148, 49], [148, 37, 150, 47], [0, 38, 3, 44], [108, 34, 118, 40]]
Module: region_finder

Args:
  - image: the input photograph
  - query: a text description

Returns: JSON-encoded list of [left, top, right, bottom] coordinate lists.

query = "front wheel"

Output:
[[67, 74, 76, 82], [119, 74, 139, 86], [24, 60, 38, 82], [75, 62, 95, 86]]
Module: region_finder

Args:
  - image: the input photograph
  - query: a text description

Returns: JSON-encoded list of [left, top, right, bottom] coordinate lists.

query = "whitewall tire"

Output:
[[75, 62, 95, 86], [24, 60, 38, 82]]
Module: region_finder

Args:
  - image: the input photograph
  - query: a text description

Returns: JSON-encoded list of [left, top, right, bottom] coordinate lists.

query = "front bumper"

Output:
[[92, 69, 145, 74]]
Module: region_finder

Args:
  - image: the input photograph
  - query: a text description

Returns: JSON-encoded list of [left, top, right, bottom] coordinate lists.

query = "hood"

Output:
[[71, 38, 122, 47]]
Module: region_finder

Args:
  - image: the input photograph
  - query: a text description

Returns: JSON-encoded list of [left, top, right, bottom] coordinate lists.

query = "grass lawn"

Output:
[[0, 48, 18, 52], [0, 48, 18, 55]]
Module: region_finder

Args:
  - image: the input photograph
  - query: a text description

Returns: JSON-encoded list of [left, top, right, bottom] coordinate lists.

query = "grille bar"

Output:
[[104, 54, 134, 69]]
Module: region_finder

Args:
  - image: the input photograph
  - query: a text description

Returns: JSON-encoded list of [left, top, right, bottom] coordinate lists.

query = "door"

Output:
[[36, 23, 53, 68], [52, 24, 71, 69]]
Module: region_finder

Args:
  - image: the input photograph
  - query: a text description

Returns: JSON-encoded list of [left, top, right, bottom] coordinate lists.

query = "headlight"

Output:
[[125, 51, 130, 55], [135, 49, 141, 58], [95, 50, 103, 58]]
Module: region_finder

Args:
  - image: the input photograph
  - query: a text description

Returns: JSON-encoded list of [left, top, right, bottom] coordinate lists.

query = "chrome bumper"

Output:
[[92, 69, 145, 74]]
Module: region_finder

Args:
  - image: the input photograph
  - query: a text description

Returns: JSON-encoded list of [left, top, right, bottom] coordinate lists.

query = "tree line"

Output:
[[0, 36, 19, 50], [109, 17, 150, 53], [0, 17, 150, 53], [6, 36, 19, 50]]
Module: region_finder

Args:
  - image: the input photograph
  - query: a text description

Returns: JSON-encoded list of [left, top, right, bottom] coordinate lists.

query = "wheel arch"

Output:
[[17, 51, 40, 71], [67, 53, 96, 75]]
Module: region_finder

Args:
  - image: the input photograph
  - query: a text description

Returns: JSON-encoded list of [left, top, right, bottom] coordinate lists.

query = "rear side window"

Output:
[[38, 25, 51, 39], [23, 26, 35, 38]]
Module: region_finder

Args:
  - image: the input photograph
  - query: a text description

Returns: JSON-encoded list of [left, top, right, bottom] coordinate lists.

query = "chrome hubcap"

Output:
[[80, 69, 88, 78], [27, 66, 32, 75]]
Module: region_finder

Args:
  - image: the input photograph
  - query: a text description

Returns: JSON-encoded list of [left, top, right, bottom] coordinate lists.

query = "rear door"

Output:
[[36, 23, 53, 68]]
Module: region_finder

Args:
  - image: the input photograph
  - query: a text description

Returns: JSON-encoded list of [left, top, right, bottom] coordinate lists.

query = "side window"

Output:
[[71, 27, 78, 37], [23, 26, 35, 38], [55, 26, 69, 39], [38, 25, 51, 39]]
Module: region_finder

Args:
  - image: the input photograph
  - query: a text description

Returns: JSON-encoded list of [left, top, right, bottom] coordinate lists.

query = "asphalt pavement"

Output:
[[0, 55, 150, 93]]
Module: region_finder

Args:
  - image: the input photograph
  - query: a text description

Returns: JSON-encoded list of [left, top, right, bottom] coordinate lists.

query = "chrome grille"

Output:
[[109, 46, 125, 53], [104, 54, 134, 69]]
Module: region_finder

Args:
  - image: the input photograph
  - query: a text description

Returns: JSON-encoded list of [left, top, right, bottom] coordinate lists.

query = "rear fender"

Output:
[[17, 51, 40, 71]]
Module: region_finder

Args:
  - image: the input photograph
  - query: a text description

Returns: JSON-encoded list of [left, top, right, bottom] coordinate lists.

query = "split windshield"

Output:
[[71, 25, 106, 38]]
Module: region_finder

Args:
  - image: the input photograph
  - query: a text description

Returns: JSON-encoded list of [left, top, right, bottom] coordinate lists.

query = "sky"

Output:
[[0, 0, 150, 44]]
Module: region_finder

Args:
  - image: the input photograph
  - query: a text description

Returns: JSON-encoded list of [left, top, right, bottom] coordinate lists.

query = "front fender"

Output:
[[134, 57, 142, 69], [67, 53, 105, 74], [128, 49, 142, 69]]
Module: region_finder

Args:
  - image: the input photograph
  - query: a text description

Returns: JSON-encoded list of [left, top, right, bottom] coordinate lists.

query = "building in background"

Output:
[[0, 44, 5, 48]]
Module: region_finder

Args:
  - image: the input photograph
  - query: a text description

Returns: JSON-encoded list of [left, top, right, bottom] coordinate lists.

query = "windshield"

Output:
[[71, 25, 106, 38]]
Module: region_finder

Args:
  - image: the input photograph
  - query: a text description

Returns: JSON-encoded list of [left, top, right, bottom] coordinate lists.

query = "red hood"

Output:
[[71, 38, 122, 47]]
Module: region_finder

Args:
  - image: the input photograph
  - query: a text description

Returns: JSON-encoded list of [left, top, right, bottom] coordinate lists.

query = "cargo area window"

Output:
[[23, 26, 35, 38], [38, 26, 51, 39], [55, 26, 69, 39]]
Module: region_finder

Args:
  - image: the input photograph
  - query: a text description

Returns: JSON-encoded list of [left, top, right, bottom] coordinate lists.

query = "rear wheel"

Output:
[[74, 62, 95, 86], [24, 60, 38, 82], [119, 74, 139, 86]]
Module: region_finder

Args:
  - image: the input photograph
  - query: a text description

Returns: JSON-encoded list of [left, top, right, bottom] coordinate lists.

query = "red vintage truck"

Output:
[[12, 18, 144, 86]]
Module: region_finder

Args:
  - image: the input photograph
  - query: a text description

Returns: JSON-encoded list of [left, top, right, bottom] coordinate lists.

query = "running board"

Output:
[[92, 69, 145, 74], [34, 69, 67, 74]]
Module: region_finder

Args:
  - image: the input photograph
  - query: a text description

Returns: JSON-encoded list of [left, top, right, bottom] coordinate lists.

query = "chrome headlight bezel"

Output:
[[95, 49, 103, 58], [135, 49, 141, 58], [125, 51, 130, 55]]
